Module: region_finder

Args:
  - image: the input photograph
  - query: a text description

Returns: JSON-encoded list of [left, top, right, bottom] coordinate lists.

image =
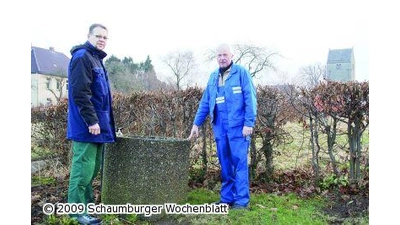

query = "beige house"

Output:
[[31, 46, 70, 107]]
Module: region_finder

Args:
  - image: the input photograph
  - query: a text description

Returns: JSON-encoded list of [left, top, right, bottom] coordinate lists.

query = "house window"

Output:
[[336, 63, 341, 69], [46, 78, 51, 89], [56, 80, 61, 90], [46, 98, 53, 106], [66, 80, 69, 91]]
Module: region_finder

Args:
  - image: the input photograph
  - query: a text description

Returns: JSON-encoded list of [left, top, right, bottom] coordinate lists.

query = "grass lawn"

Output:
[[37, 186, 368, 225], [178, 188, 328, 225]]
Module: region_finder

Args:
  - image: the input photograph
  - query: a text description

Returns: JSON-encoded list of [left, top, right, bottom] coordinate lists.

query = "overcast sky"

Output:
[[31, 0, 368, 86], [21, 1, 400, 221]]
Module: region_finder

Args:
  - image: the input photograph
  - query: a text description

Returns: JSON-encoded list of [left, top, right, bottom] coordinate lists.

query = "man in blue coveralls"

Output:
[[188, 43, 257, 210]]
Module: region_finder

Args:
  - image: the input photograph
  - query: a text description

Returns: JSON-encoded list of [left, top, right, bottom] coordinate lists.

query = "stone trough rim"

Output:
[[116, 135, 189, 143]]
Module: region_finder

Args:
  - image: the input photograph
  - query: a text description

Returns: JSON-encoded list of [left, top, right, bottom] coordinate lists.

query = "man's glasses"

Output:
[[93, 34, 108, 40]]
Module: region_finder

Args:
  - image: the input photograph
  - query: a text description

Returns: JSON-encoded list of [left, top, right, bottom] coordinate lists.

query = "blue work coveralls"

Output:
[[193, 63, 257, 207]]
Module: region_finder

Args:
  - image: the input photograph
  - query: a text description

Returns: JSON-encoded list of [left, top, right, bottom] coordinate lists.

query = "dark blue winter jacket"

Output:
[[66, 41, 116, 143]]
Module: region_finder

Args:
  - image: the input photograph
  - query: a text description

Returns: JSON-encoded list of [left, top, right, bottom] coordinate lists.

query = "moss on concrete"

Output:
[[101, 136, 191, 206]]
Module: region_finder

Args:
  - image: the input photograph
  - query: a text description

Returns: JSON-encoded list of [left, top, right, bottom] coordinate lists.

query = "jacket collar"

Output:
[[84, 41, 107, 59]]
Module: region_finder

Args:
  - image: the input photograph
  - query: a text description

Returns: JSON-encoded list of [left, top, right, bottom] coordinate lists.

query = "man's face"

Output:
[[216, 47, 233, 69], [88, 27, 108, 50]]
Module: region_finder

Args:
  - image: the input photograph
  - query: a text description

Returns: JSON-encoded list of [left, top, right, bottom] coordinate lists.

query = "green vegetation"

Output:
[[31, 176, 57, 186], [41, 188, 330, 225], [31, 146, 56, 161], [182, 188, 327, 225], [274, 122, 369, 171], [33, 119, 368, 225]]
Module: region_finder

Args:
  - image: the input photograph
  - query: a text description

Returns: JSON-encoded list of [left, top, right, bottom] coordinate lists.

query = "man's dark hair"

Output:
[[89, 23, 108, 34]]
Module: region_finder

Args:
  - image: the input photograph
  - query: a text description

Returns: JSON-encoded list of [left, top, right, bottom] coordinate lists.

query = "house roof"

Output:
[[31, 46, 70, 77], [327, 48, 353, 64]]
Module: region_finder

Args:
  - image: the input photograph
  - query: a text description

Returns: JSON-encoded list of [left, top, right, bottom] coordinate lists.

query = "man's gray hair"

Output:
[[89, 23, 108, 34]]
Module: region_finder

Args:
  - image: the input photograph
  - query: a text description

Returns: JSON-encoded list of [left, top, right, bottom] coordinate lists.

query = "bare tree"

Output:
[[47, 76, 67, 104], [233, 44, 279, 78], [299, 63, 326, 88], [206, 43, 280, 78], [47, 69, 68, 104], [162, 50, 197, 91]]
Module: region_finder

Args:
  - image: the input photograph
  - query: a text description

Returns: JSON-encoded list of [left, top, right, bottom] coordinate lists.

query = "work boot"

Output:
[[212, 200, 233, 207], [231, 203, 249, 210]]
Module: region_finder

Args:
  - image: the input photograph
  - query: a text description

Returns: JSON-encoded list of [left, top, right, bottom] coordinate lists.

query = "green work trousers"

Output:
[[67, 141, 103, 216]]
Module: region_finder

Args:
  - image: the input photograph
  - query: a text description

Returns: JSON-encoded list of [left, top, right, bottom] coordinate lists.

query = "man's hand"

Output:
[[242, 126, 253, 137], [187, 125, 199, 140], [88, 123, 101, 135]]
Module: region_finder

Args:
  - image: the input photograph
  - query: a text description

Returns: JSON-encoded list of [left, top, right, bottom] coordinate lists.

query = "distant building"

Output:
[[326, 48, 355, 82], [31, 46, 70, 107]]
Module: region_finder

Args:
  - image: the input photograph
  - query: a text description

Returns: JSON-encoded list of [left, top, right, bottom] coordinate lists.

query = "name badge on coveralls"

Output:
[[216, 96, 225, 104]]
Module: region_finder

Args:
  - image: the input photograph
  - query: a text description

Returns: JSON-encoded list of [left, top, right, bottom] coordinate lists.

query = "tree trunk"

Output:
[[250, 136, 257, 181], [348, 118, 364, 184], [309, 116, 320, 184], [201, 124, 208, 177], [262, 134, 273, 182], [326, 118, 340, 178]]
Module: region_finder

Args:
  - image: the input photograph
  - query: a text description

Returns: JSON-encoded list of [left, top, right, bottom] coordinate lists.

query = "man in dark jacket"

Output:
[[66, 23, 116, 224]]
